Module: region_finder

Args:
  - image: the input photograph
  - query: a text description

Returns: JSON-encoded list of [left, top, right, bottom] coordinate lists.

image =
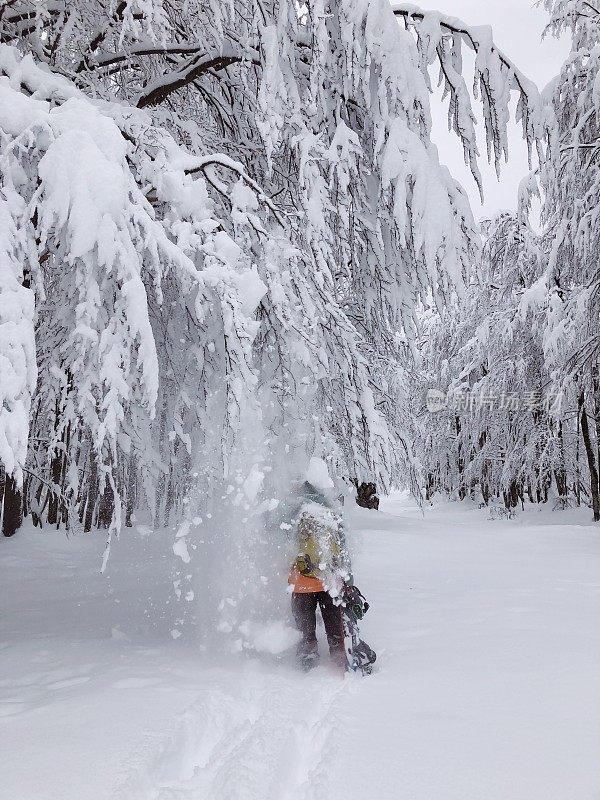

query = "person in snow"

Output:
[[287, 479, 350, 669]]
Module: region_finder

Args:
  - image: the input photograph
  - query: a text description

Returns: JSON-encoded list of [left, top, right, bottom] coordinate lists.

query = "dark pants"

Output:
[[291, 591, 345, 664]]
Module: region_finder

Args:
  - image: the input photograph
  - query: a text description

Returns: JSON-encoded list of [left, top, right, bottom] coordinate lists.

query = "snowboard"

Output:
[[340, 585, 376, 675]]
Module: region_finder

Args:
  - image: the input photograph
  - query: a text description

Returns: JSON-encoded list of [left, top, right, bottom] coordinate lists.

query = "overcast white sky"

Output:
[[410, 0, 570, 218]]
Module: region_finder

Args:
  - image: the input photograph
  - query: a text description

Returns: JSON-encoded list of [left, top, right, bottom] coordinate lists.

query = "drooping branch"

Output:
[[391, 3, 544, 177], [391, 4, 536, 100], [144, 152, 286, 228]]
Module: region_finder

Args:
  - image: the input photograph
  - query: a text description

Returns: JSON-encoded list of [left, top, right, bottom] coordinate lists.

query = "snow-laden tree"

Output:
[[417, 212, 581, 510], [0, 159, 37, 534], [512, 0, 600, 520], [541, 0, 600, 520], [414, 0, 600, 522], [0, 0, 542, 538]]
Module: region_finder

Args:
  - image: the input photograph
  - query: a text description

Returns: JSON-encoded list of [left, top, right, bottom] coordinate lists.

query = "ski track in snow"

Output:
[[112, 665, 350, 800], [2, 494, 600, 800]]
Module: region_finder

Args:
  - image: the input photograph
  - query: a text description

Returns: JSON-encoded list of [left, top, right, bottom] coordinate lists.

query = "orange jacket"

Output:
[[288, 566, 324, 594]]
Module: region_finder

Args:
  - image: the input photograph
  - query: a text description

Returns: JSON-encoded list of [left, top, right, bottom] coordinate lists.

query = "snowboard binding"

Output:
[[342, 585, 370, 619]]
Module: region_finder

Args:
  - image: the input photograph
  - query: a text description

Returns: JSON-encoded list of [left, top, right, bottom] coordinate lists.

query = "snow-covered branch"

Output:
[[135, 50, 256, 108], [392, 3, 545, 185]]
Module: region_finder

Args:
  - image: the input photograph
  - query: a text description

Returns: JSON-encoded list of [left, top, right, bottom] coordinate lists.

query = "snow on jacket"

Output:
[[288, 500, 348, 596]]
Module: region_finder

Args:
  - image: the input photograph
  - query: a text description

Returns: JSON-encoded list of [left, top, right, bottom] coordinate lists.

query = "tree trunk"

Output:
[[553, 421, 569, 505], [125, 452, 136, 528], [0, 466, 4, 530], [31, 480, 45, 528], [97, 473, 115, 529], [47, 447, 63, 525], [503, 480, 520, 509], [579, 391, 600, 522], [2, 473, 23, 537], [425, 471, 436, 502], [164, 438, 180, 527], [575, 404, 582, 506], [47, 373, 74, 528], [154, 404, 168, 527], [455, 415, 467, 500], [554, 468, 568, 501], [83, 447, 99, 533], [478, 430, 490, 505], [593, 364, 600, 496]]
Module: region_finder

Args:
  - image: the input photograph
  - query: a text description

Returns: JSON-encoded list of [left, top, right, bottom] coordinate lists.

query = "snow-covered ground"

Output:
[[2, 494, 599, 800]]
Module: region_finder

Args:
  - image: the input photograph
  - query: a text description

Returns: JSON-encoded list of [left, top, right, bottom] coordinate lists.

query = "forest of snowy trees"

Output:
[[0, 0, 599, 542], [419, 1, 600, 520]]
